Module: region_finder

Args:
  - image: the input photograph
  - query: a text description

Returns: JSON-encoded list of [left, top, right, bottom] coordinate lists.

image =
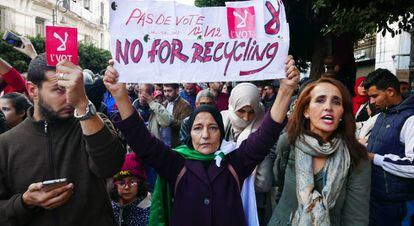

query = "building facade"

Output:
[[0, 0, 110, 50], [375, 28, 412, 82], [354, 22, 413, 82]]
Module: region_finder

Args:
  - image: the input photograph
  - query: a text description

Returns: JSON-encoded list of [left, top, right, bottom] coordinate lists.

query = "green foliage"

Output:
[[195, 0, 225, 7], [194, 0, 413, 41], [78, 43, 112, 74], [0, 32, 111, 74], [312, 0, 413, 38]]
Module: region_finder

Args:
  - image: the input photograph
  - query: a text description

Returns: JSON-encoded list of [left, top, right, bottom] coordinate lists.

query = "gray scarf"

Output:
[[292, 134, 350, 226]]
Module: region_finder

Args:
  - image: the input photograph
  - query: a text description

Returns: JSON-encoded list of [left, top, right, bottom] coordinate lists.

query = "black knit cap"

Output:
[[185, 105, 225, 149]]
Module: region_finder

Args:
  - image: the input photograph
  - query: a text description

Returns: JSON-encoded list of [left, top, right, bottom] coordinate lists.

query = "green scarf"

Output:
[[149, 145, 217, 226]]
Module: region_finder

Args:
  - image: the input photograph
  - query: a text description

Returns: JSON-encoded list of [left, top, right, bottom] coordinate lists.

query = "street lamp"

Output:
[[52, 0, 70, 25]]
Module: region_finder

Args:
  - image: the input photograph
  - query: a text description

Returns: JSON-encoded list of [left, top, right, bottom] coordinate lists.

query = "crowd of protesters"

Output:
[[0, 34, 414, 226]]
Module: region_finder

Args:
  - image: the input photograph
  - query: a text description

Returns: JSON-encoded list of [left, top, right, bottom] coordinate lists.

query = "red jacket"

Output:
[[0, 68, 27, 95]]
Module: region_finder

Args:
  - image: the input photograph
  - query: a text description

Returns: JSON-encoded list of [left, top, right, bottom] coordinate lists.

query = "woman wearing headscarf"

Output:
[[103, 56, 299, 226], [222, 83, 265, 146], [269, 77, 371, 226], [221, 83, 269, 225], [352, 76, 369, 121]]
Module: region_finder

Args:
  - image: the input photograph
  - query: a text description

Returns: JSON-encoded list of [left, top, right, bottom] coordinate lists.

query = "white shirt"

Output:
[[166, 102, 174, 115], [166, 95, 180, 115]]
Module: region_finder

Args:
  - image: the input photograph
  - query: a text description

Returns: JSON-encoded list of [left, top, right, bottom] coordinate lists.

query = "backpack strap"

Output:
[[227, 163, 241, 192], [173, 163, 241, 195], [174, 166, 187, 195]]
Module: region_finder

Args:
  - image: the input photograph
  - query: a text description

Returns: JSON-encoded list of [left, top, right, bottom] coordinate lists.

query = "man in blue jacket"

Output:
[[364, 69, 414, 226]]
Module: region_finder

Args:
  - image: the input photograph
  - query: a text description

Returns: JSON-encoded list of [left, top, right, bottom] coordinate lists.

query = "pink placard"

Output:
[[227, 6, 256, 39], [46, 26, 78, 66]]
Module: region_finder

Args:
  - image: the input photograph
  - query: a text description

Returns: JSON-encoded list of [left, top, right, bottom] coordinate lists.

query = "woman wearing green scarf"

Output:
[[104, 56, 299, 226]]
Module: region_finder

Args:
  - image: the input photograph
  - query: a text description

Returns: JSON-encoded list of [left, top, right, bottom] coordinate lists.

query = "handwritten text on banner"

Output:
[[109, 0, 289, 83]]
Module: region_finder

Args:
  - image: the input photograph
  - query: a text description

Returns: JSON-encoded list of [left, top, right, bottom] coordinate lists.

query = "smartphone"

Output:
[[2, 31, 23, 47], [42, 178, 68, 192]]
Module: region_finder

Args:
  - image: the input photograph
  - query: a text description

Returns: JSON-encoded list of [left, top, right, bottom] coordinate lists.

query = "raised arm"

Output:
[[270, 55, 298, 123], [232, 55, 299, 179], [103, 60, 184, 182], [55, 60, 125, 177], [0, 58, 12, 75], [0, 58, 27, 94]]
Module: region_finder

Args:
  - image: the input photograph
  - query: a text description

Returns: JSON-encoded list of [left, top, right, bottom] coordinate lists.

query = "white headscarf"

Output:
[[221, 83, 265, 226], [222, 83, 265, 146]]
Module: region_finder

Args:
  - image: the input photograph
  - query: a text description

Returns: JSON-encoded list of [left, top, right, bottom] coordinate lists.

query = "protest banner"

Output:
[[109, 0, 289, 83]]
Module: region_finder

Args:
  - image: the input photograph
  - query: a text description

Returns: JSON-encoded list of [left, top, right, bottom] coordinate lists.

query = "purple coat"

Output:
[[114, 110, 284, 226]]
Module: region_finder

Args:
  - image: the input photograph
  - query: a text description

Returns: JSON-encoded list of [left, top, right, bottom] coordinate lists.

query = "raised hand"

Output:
[[13, 37, 38, 59], [141, 92, 154, 104], [280, 55, 300, 92], [103, 59, 127, 100], [55, 60, 89, 112], [270, 55, 300, 123], [103, 60, 134, 119]]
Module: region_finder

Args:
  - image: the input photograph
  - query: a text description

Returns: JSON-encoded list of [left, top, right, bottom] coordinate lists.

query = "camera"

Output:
[[2, 31, 23, 47]]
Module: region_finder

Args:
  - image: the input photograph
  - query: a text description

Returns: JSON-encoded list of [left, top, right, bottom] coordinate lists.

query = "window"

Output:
[[378, 35, 386, 62], [100, 2, 104, 24], [62, 0, 70, 11], [84, 35, 93, 44], [0, 7, 5, 32], [101, 33, 103, 49], [35, 17, 45, 37], [84, 0, 91, 10]]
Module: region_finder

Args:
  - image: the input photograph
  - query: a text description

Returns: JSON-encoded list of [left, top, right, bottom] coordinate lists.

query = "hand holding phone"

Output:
[[22, 180, 73, 209], [42, 178, 68, 192], [14, 36, 38, 59], [2, 31, 23, 48]]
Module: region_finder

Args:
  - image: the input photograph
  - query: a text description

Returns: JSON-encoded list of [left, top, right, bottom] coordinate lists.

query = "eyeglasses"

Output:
[[114, 178, 139, 188]]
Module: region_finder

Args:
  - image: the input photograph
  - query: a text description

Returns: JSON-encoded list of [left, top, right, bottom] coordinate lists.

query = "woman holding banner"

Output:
[[103, 55, 299, 226]]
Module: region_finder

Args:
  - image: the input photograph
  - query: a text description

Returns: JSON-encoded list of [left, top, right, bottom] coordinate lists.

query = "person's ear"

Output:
[[386, 87, 397, 97], [304, 109, 309, 119], [17, 110, 26, 118], [27, 82, 39, 100]]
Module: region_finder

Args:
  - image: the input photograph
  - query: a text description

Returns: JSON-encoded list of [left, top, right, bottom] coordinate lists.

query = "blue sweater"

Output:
[[368, 95, 414, 201]]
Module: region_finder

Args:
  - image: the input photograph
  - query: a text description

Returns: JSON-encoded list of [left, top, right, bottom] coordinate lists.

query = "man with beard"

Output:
[[163, 83, 192, 148], [0, 54, 125, 226]]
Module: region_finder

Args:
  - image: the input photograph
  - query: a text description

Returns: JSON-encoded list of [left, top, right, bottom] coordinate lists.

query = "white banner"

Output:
[[109, 0, 289, 83]]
